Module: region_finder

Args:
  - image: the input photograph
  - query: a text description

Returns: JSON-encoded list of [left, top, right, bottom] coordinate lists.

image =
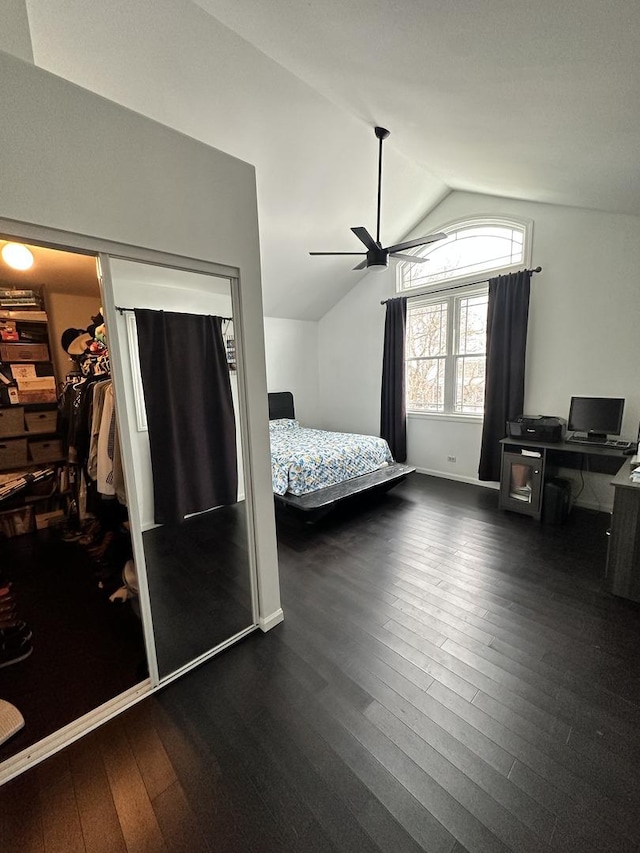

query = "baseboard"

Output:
[[414, 467, 499, 490], [259, 608, 284, 632]]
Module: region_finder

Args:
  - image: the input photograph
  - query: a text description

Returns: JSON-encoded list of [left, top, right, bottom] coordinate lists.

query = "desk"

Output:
[[606, 464, 640, 602], [499, 437, 627, 520]]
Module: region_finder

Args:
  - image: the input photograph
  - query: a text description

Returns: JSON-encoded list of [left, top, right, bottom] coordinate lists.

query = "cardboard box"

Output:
[[35, 509, 66, 530], [15, 377, 56, 392], [0, 342, 49, 362], [24, 410, 57, 434], [0, 406, 24, 437], [0, 437, 28, 467], [28, 438, 63, 463], [0, 505, 34, 538], [17, 389, 57, 404]]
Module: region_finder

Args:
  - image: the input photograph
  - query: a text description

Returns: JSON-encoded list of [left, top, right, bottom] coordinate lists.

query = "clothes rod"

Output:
[[114, 305, 232, 321], [380, 266, 542, 304]]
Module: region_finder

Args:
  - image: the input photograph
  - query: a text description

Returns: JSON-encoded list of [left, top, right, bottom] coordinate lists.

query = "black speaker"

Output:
[[542, 478, 571, 524]]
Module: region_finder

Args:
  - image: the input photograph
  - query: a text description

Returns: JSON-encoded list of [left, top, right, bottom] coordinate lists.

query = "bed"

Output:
[[268, 391, 415, 518]]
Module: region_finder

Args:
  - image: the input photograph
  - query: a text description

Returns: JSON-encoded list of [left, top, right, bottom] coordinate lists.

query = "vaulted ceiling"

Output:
[[21, 0, 640, 320]]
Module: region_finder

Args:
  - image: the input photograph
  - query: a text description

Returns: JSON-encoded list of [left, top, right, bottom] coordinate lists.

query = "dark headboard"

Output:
[[268, 391, 295, 420]]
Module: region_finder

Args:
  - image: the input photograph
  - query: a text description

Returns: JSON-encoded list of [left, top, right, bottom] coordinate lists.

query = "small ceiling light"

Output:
[[2, 243, 34, 271]]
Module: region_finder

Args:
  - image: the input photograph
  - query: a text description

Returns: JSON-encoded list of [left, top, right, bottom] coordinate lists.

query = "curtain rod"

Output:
[[380, 266, 542, 305], [114, 305, 232, 322]]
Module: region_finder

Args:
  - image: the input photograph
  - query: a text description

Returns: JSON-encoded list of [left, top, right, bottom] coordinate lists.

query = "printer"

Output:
[[507, 415, 566, 443]]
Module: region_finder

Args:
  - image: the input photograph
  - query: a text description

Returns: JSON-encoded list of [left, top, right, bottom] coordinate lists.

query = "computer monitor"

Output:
[[567, 396, 624, 440]]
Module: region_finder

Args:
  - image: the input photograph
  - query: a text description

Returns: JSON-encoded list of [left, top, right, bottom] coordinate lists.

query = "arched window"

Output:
[[401, 216, 532, 417], [397, 216, 531, 294]]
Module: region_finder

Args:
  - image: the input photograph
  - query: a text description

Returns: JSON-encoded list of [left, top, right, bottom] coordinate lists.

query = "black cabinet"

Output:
[[499, 437, 628, 524], [499, 450, 544, 518], [606, 465, 640, 602]]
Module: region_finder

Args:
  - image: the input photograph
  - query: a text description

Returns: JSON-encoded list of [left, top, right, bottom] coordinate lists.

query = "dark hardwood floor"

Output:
[[3, 473, 640, 852]]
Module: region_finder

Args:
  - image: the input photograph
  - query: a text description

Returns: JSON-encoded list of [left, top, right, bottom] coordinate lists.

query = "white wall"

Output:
[[318, 190, 640, 509], [46, 291, 101, 384], [0, 0, 33, 62], [318, 271, 388, 434], [0, 49, 281, 625], [263, 317, 319, 426]]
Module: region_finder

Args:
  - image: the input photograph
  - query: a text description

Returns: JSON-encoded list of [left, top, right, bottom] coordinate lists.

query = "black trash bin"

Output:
[[542, 477, 572, 524]]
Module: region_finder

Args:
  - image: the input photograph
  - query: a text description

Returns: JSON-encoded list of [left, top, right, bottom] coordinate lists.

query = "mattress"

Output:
[[269, 418, 394, 496]]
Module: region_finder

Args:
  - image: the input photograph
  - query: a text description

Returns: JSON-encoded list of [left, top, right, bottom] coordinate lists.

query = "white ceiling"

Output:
[[21, 0, 640, 320], [195, 0, 640, 214], [0, 240, 98, 296]]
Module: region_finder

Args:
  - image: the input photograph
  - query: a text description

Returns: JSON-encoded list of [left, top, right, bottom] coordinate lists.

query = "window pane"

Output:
[[407, 358, 445, 411], [399, 222, 526, 291], [457, 293, 488, 355], [406, 302, 447, 358], [455, 356, 485, 414]]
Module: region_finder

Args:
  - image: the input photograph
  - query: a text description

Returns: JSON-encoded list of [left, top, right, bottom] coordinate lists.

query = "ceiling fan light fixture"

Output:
[[2, 242, 34, 271]]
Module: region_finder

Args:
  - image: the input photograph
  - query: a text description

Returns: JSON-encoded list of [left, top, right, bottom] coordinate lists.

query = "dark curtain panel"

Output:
[[134, 309, 238, 524], [478, 270, 532, 481], [380, 296, 407, 462]]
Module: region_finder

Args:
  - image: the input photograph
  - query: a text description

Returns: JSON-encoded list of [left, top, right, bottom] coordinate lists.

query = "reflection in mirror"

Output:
[[109, 259, 254, 679]]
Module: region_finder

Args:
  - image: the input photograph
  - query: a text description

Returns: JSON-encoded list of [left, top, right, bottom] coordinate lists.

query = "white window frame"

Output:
[[396, 214, 533, 298], [406, 285, 488, 420]]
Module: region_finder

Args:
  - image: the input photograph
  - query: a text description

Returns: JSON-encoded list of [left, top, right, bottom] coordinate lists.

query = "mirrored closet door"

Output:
[[104, 258, 256, 681]]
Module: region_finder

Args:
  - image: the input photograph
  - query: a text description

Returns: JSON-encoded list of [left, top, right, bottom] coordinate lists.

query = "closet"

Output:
[[0, 242, 146, 763]]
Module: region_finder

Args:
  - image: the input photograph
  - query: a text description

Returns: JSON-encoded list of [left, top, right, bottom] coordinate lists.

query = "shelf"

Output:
[[0, 402, 58, 411], [0, 431, 59, 439], [0, 458, 65, 472], [0, 313, 47, 323]]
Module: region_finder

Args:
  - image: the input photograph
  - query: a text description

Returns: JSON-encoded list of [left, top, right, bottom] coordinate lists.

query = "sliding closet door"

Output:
[[103, 258, 256, 680]]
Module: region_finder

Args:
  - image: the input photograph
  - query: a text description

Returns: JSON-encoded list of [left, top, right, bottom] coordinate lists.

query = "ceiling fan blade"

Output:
[[309, 252, 366, 256], [351, 227, 378, 250], [353, 259, 369, 270], [386, 232, 447, 253], [390, 253, 430, 264]]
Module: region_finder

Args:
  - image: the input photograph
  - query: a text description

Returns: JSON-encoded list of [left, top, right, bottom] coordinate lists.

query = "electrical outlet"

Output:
[[447, 455, 456, 463]]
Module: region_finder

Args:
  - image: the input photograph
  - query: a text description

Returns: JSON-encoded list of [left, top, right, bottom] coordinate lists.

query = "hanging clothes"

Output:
[[133, 308, 238, 525], [96, 382, 117, 497], [87, 380, 109, 482]]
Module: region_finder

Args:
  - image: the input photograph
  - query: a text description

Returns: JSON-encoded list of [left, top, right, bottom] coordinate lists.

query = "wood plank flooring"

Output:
[[2, 473, 640, 852]]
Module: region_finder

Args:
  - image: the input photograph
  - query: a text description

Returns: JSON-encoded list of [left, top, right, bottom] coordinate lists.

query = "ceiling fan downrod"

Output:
[[374, 126, 390, 245]]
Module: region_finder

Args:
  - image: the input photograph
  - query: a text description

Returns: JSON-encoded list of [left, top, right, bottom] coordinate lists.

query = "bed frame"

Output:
[[268, 391, 416, 519]]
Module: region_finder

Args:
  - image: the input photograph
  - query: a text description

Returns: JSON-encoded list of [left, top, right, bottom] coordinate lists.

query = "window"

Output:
[[397, 217, 531, 295], [401, 215, 531, 417], [406, 289, 488, 415]]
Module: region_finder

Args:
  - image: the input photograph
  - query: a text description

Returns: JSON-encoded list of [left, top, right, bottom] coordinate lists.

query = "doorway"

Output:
[[0, 233, 260, 781], [0, 239, 147, 763]]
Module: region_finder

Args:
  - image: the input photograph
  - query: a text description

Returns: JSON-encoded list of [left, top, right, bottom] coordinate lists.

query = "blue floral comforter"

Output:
[[269, 419, 394, 496]]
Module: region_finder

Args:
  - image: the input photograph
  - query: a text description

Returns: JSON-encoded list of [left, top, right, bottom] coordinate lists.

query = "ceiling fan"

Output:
[[310, 126, 447, 271]]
